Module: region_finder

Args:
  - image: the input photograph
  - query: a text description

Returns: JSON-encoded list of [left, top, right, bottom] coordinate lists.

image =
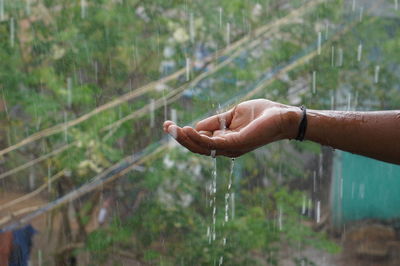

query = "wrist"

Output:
[[280, 106, 304, 140]]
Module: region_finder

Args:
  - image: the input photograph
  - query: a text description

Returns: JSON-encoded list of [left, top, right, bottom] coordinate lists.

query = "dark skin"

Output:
[[163, 99, 400, 165]]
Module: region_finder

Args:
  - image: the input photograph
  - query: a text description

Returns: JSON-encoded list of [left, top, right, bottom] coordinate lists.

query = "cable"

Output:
[[1, 0, 351, 230], [0, 143, 75, 180], [0, 0, 323, 158], [1, 16, 353, 230], [0, 170, 65, 212], [0, 0, 322, 179]]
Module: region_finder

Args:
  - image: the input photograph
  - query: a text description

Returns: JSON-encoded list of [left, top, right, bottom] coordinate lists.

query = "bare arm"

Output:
[[294, 109, 400, 165], [163, 99, 400, 165]]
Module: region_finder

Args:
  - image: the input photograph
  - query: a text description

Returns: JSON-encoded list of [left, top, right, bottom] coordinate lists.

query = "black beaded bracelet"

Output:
[[295, 105, 307, 141]]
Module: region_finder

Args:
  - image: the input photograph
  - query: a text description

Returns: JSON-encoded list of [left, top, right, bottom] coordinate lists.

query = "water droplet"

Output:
[[26, 0, 31, 15], [317, 31, 322, 55], [171, 108, 177, 123], [94, 62, 99, 83], [319, 154, 323, 178], [189, 12, 195, 43], [313, 170, 317, 192], [150, 99, 155, 128], [312, 71, 316, 94], [340, 177, 344, 199], [210, 149, 216, 158], [47, 165, 52, 193], [29, 156, 35, 190], [38, 249, 43, 266], [210, 152, 217, 243], [374, 65, 380, 84], [67, 77, 73, 108], [226, 23, 231, 46], [169, 109, 178, 143], [81, 0, 87, 19], [224, 193, 229, 222], [219, 117, 227, 130], [337, 48, 343, 67], [347, 92, 351, 111], [357, 43, 363, 62], [219, 7, 223, 28], [359, 183, 365, 199], [316, 201, 321, 223], [10, 17, 15, 48], [0, 0, 4, 21], [231, 192, 235, 219], [186, 58, 191, 81]]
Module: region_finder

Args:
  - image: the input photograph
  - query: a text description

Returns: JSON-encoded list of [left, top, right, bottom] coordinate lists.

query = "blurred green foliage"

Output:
[[1, 0, 399, 265]]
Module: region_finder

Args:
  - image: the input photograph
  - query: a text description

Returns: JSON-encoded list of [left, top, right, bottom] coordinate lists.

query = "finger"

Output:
[[195, 108, 235, 132], [199, 131, 213, 137], [212, 129, 229, 137], [182, 128, 241, 157], [168, 126, 210, 155], [184, 126, 216, 149], [184, 126, 239, 151], [181, 127, 242, 157], [163, 120, 176, 133]]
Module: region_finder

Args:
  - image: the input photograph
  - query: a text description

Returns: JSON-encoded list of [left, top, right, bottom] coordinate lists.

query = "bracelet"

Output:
[[295, 105, 307, 141]]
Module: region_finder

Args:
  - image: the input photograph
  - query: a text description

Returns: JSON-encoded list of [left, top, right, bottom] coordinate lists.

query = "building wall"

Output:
[[331, 151, 400, 228]]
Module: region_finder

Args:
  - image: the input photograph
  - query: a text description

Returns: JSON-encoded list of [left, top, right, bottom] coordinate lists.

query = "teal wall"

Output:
[[331, 151, 400, 228]]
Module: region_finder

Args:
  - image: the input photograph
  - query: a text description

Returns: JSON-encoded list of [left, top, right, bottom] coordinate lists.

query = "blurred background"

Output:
[[0, 0, 400, 265]]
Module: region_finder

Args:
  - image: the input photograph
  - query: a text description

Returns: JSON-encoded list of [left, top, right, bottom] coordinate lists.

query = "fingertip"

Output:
[[167, 125, 179, 139], [163, 120, 176, 133], [164, 120, 175, 127]]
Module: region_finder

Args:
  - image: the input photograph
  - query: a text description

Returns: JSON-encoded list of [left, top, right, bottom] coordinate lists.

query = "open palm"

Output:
[[163, 99, 294, 157]]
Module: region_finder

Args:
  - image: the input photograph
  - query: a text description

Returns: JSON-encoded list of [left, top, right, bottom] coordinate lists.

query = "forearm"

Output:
[[286, 109, 400, 165]]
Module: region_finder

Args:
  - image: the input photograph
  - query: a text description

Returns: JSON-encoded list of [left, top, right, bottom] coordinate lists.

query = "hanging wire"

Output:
[[0, 0, 321, 180], [1, 9, 365, 230]]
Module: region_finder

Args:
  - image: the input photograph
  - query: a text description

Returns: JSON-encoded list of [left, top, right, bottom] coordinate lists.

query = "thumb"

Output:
[[195, 108, 235, 132]]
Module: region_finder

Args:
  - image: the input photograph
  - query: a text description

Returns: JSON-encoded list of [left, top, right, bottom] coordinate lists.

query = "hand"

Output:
[[163, 99, 300, 157]]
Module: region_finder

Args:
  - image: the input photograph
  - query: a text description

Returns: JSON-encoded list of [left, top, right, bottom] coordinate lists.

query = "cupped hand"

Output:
[[163, 99, 299, 157]]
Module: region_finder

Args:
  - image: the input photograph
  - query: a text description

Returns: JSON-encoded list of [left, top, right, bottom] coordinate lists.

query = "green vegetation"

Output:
[[0, 0, 399, 265]]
